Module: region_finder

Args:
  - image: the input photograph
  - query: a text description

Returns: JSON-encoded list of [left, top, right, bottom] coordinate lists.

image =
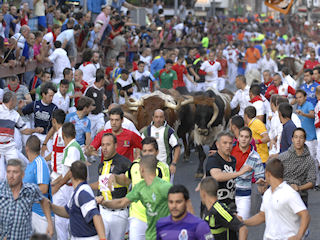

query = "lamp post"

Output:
[[211, 0, 216, 17]]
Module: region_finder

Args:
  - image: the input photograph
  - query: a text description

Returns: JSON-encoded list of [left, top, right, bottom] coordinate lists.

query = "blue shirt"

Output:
[[0, 181, 43, 240], [150, 56, 166, 76], [65, 181, 100, 237], [297, 101, 317, 141], [23, 155, 52, 217], [87, 30, 96, 48], [22, 100, 58, 134], [300, 81, 319, 106], [280, 119, 296, 153], [3, 13, 14, 38], [87, 0, 106, 13], [65, 111, 91, 145], [156, 212, 213, 240], [111, 0, 126, 13]]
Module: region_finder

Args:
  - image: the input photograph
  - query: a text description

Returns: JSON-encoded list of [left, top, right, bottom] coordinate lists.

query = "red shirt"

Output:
[[74, 80, 88, 106], [216, 58, 228, 77], [231, 142, 251, 172], [91, 128, 142, 162], [105, 66, 114, 91], [171, 63, 187, 89], [304, 59, 320, 70]]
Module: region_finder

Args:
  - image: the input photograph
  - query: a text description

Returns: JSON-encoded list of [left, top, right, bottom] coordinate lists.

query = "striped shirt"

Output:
[[0, 104, 27, 143], [65, 181, 100, 238]]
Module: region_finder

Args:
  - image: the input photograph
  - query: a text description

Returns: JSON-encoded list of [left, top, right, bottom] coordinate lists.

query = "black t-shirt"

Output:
[[205, 152, 236, 208], [205, 201, 243, 240], [98, 153, 131, 199], [185, 56, 194, 75], [193, 58, 205, 83], [85, 85, 104, 115]]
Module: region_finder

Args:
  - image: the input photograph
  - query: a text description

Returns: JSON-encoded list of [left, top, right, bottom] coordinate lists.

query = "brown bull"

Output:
[[124, 90, 186, 131]]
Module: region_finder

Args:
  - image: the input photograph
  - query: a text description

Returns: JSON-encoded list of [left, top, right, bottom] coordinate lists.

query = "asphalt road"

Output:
[[88, 148, 320, 240]]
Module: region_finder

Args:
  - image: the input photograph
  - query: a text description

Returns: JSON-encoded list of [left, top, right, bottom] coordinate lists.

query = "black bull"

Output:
[[176, 89, 235, 178]]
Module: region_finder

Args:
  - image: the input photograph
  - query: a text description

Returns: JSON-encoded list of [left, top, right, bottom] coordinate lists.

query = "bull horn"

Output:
[[180, 97, 194, 106], [165, 100, 179, 110], [124, 92, 143, 107], [207, 102, 219, 128]]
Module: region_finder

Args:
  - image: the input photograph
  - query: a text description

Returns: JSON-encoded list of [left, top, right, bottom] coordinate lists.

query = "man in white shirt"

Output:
[[281, 67, 297, 89], [141, 109, 180, 180], [92, 51, 101, 69], [12, 25, 30, 56], [249, 84, 266, 122], [56, 19, 80, 61], [200, 51, 221, 90], [230, 75, 251, 117], [51, 122, 86, 238], [43, 24, 61, 50], [224, 44, 238, 85], [259, 51, 278, 75], [104, 103, 140, 136], [52, 79, 70, 113], [244, 158, 310, 240], [46, 41, 71, 85], [79, 49, 97, 86], [139, 48, 152, 72]]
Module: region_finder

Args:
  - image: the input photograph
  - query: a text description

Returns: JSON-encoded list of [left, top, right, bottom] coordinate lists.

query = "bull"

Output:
[[177, 88, 233, 178], [123, 90, 188, 131]]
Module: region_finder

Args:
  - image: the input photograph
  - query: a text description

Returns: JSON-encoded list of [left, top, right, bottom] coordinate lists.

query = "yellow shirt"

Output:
[[125, 158, 170, 222], [248, 118, 269, 163]]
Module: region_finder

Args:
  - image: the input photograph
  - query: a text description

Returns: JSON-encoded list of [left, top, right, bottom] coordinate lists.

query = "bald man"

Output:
[[141, 109, 180, 179], [104, 104, 140, 135]]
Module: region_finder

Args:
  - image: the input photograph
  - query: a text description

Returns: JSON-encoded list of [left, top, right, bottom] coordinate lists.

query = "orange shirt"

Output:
[[245, 47, 261, 64]]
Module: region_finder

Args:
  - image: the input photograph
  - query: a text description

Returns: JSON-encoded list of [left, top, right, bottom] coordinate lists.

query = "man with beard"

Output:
[[156, 185, 213, 240]]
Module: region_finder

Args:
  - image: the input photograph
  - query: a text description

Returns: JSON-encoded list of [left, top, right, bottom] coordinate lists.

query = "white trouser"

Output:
[[305, 139, 319, 185], [246, 63, 258, 73], [32, 212, 54, 234], [217, 77, 226, 91], [53, 184, 73, 240], [0, 143, 19, 181], [100, 206, 128, 240], [33, 133, 53, 158], [184, 75, 196, 92], [228, 63, 238, 85], [316, 129, 320, 165], [235, 195, 251, 220], [194, 82, 207, 92], [129, 217, 147, 240], [205, 80, 218, 91], [88, 113, 105, 139], [14, 121, 31, 151]]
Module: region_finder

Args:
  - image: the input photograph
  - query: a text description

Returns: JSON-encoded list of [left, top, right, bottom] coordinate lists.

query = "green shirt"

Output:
[[126, 177, 172, 240], [154, 69, 177, 89], [202, 36, 209, 48]]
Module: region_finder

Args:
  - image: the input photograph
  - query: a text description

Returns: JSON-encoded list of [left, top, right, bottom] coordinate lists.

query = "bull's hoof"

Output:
[[195, 172, 204, 178]]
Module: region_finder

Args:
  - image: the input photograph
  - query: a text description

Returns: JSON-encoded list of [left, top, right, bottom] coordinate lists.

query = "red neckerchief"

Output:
[[8, 84, 20, 93], [264, 79, 272, 87], [83, 61, 92, 67], [209, 60, 215, 65], [249, 95, 263, 103], [53, 32, 57, 42], [31, 76, 38, 90]]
